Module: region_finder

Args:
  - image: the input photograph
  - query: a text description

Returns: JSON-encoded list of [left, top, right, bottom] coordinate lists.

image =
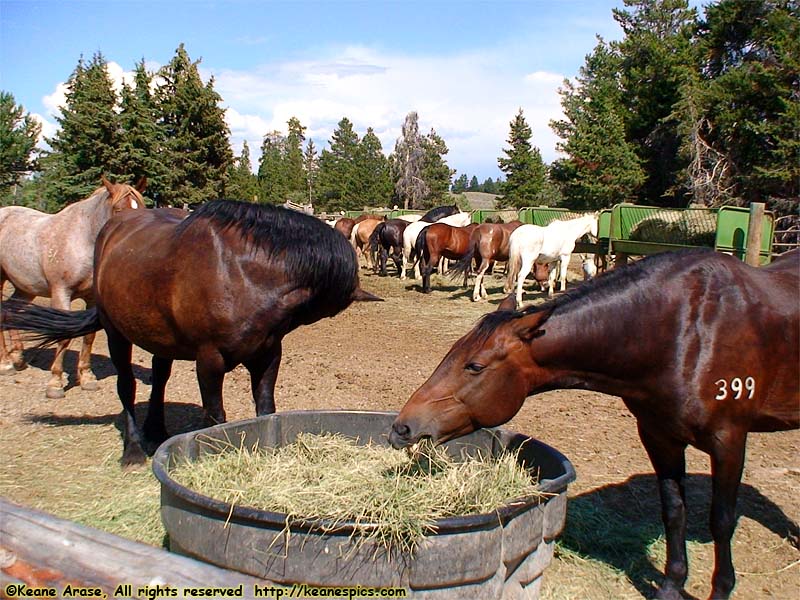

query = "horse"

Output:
[[505, 213, 598, 305], [368, 219, 409, 277], [396, 213, 422, 223], [413, 223, 479, 293], [1, 200, 381, 465], [419, 204, 461, 222], [334, 217, 357, 240], [401, 210, 472, 280], [448, 220, 523, 301], [389, 248, 799, 600], [350, 218, 383, 270], [0, 177, 146, 398]]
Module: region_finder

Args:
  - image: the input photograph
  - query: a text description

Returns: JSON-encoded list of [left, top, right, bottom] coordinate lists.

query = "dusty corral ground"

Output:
[[1, 260, 798, 600]]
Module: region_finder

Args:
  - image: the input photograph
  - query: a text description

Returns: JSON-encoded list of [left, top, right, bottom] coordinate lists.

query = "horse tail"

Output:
[[413, 226, 430, 270], [0, 299, 102, 346], [448, 244, 475, 281], [369, 222, 385, 254]]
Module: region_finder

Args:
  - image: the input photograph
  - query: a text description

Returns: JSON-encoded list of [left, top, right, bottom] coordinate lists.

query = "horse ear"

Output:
[[352, 287, 383, 302], [135, 176, 148, 192], [512, 309, 551, 342], [101, 175, 114, 193], [496, 294, 517, 312]]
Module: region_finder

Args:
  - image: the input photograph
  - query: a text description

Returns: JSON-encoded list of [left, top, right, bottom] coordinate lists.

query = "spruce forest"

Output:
[[1, 0, 797, 216]]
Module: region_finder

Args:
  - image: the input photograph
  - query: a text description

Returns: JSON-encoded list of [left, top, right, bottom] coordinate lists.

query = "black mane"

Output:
[[420, 204, 460, 222], [176, 200, 359, 307], [472, 248, 716, 342]]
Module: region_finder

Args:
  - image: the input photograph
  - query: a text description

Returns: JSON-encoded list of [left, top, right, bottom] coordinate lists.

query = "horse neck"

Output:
[[71, 191, 115, 235]]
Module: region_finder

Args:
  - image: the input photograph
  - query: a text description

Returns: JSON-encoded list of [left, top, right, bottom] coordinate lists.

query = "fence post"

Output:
[[745, 202, 765, 266]]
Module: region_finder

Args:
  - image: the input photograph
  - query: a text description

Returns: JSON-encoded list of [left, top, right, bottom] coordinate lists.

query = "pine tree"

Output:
[[468, 176, 479, 191], [451, 174, 468, 193], [550, 40, 645, 209], [421, 128, 454, 206], [317, 117, 361, 210], [0, 92, 40, 199], [497, 109, 547, 209], [303, 139, 319, 205], [156, 44, 232, 206], [118, 60, 166, 205], [41, 52, 123, 207], [258, 131, 287, 204], [357, 127, 392, 205], [284, 117, 307, 198], [392, 112, 427, 209], [227, 141, 259, 201]]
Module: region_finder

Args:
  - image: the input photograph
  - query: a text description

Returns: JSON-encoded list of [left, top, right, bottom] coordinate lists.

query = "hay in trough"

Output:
[[169, 432, 542, 555], [629, 209, 716, 247]]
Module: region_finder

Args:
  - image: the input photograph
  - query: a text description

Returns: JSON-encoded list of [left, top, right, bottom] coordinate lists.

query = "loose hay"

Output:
[[169, 432, 542, 555]]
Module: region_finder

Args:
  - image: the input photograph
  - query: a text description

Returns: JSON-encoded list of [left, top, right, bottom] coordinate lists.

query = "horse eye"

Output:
[[465, 363, 485, 373]]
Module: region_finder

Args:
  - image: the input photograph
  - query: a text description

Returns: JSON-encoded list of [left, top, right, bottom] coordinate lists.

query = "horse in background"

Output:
[[350, 218, 383, 269], [334, 217, 356, 240], [390, 249, 799, 600], [414, 222, 479, 293], [449, 220, 523, 301], [505, 213, 598, 305], [369, 219, 409, 277], [401, 209, 472, 280], [0, 177, 146, 398], [2, 200, 382, 465]]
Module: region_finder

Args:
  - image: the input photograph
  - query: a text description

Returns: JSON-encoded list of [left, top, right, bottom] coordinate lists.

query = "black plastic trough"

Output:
[[152, 410, 576, 599]]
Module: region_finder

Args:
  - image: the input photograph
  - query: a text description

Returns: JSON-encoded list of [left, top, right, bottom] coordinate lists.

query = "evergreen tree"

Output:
[[451, 173, 468, 193], [284, 117, 307, 198], [482, 178, 498, 194], [317, 117, 361, 210], [497, 109, 547, 209], [227, 141, 259, 201], [0, 92, 40, 199], [118, 60, 166, 205], [550, 40, 645, 209], [614, 0, 697, 205], [156, 44, 232, 206], [392, 111, 427, 209], [303, 139, 319, 205], [468, 176, 479, 191], [421, 128, 454, 206], [257, 131, 287, 204], [357, 127, 392, 205], [41, 52, 123, 207]]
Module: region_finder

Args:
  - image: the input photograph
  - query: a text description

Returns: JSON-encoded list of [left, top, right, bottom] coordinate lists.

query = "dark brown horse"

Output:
[[2, 200, 380, 465], [334, 217, 356, 240], [369, 218, 409, 277], [414, 222, 479, 293], [449, 220, 523, 301], [389, 249, 799, 600]]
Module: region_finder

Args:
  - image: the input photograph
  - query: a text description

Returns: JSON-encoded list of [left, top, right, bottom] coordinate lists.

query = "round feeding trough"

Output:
[[152, 410, 575, 599]]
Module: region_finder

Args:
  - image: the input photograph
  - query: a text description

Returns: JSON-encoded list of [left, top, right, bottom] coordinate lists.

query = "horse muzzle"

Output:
[[388, 421, 416, 449]]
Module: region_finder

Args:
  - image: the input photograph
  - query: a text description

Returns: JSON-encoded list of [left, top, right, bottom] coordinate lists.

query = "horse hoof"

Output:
[[120, 447, 148, 467], [45, 386, 66, 399], [81, 380, 99, 392], [0, 363, 16, 376]]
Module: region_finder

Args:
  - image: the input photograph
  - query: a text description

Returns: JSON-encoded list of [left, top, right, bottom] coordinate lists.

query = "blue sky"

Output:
[[1, 0, 634, 180]]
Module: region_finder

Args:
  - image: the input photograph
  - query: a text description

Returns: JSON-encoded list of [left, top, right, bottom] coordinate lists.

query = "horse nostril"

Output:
[[392, 422, 410, 438]]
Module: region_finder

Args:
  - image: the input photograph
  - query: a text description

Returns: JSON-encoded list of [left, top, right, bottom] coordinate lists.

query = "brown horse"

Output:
[[389, 249, 799, 600], [351, 218, 383, 269], [369, 218, 409, 277], [333, 217, 356, 240], [0, 177, 146, 398], [414, 222, 479, 293], [449, 221, 523, 301], [2, 200, 380, 465]]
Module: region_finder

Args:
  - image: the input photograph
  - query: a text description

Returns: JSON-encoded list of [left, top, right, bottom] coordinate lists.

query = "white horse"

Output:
[[505, 213, 598, 305], [396, 213, 422, 223], [401, 211, 472, 280]]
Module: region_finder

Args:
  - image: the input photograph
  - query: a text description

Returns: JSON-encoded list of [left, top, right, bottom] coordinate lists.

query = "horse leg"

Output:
[[45, 289, 73, 398], [638, 423, 689, 600], [245, 342, 282, 416], [515, 255, 534, 306], [708, 429, 747, 599], [77, 319, 98, 390], [106, 326, 145, 466], [195, 346, 227, 426], [558, 255, 569, 292], [142, 356, 173, 450], [472, 263, 488, 302], [391, 249, 403, 278], [0, 289, 33, 374]]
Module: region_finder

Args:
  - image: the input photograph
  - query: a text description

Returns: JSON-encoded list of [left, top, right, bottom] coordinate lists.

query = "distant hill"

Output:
[[453, 191, 501, 210]]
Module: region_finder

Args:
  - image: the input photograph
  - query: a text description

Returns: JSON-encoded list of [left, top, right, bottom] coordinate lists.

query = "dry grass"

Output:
[[169, 432, 542, 555]]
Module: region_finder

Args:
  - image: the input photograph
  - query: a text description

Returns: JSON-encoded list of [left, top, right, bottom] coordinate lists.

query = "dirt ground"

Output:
[[1, 260, 798, 599]]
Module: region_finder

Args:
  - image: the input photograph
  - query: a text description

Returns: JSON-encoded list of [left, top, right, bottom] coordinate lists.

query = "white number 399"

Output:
[[714, 377, 755, 401]]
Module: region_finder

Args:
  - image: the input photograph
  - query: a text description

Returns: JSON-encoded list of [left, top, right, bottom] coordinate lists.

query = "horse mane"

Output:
[[176, 200, 358, 306], [471, 248, 716, 343], [420, 204, 459, 222]]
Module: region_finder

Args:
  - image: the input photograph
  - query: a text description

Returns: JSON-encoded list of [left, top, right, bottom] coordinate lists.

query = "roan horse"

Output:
[[0, 177, 146, 398], [448, 220, 524, 301], [389, 248, 799, 600], [505, 213, 598, 304], [2, 200, 381, 465], [413, 222, 478, 293]]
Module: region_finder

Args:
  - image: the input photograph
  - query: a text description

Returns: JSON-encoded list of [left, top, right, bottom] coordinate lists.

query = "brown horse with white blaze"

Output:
[[390, 248, 799, 600]]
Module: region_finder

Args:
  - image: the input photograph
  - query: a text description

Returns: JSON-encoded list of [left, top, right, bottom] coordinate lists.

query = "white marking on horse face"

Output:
[[130, 199, 139, 209]]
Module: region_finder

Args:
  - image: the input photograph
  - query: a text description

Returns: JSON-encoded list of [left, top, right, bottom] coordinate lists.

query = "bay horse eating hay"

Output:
[[414, 222, 478, 293], [389, 249, 799, 600], [0, 176, 146, 398], [2, 200, 381, 465]]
